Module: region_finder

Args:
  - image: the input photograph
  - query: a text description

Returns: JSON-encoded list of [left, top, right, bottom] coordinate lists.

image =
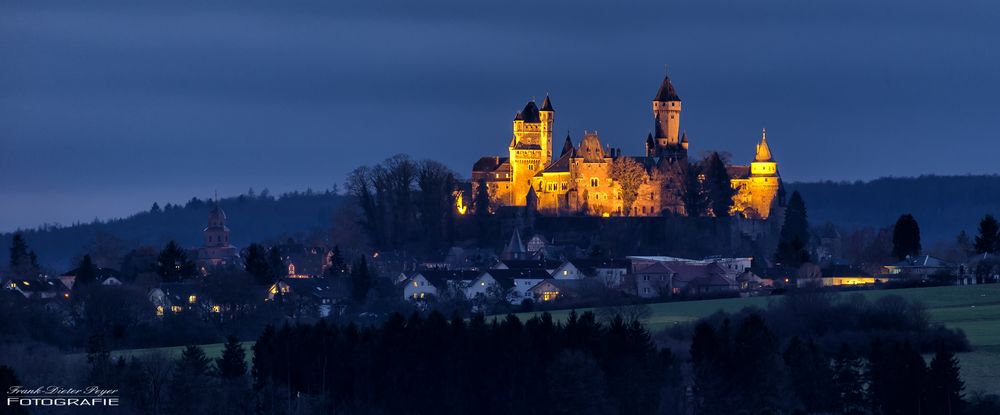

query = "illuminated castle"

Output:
[[471, 72, 782, 219]]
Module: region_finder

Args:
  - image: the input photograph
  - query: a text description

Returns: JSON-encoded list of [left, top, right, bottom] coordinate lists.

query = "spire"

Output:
[[646, 133, 655, 148], [654, 71, 681, 102], [681, 131, 688, 143], [561, 134, 575, 156], [513, 111, 523, 121], [520, 101, 541, 123], [503, 229, 527, 259], [755, 128, 773, 162], [540, 94, 554, 112]]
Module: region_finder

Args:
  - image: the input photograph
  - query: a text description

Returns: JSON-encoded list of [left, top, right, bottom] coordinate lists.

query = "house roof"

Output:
[[500, 259, 562, 270], [472, 156, 509, 173], [635, 261, 675, 275], [519, 101, 541, 123], [661, 261, 728, 284], [417, 270, 482, 286], [281, 278, 350, 300], [485, 268, 550, 280], [890, 255, 953, 268]]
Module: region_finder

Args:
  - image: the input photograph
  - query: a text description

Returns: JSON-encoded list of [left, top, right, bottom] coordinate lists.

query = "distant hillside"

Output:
[[0, 191, 347, 270], [4, 175, 998, 270], [786, 175, 1000, 243]]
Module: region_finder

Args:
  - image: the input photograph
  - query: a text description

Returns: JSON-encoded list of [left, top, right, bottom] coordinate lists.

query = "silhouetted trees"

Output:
[[243, 243, 271, 285], [156, 241, 195, 282], [75, 254, 98, 286], [7, 232, 39, 276], [251, 311, 675, 415], [927, 349, 965, 415], [217, 335, 247, 380], [974, 214, 1000, 254], [892, 213, 922, 260], [350, 255, 371, 303], [703, 152, 735, 217], [682, 162, 708, 217], [775, 190, 810, 268]]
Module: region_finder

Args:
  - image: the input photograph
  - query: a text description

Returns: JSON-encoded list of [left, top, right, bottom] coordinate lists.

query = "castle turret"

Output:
[[653, 72, 682, 147], [748, 128, 780, 219], [539, 95, 555, 163]]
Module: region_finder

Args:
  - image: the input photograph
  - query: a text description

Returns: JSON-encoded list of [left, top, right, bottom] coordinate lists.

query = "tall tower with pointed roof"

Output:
[[652, 72, 683, 152], [509, 98, 554, 205]]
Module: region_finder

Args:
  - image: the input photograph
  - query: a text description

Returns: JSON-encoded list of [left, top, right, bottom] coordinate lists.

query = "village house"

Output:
[[479, 268, 550, 305], [267, 279, 350, 317], [882, 255, 956, 280]]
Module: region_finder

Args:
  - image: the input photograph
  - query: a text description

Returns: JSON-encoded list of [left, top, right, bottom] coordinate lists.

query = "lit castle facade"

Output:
[[471, 72, 782, 219]]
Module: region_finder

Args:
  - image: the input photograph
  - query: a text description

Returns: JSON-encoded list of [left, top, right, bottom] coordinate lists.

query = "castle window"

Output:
[[590, 178, 599, 187], [561, 183, 567, 190]]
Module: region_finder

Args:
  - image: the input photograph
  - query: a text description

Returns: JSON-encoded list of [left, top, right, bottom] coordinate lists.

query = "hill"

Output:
[[5, 175, 1000, 270], [0, 191, 348, 270], [786, 175, 1000, 243]]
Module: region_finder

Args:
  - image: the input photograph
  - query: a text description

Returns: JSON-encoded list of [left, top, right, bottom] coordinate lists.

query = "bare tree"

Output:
[[610, 157, 648, 216]]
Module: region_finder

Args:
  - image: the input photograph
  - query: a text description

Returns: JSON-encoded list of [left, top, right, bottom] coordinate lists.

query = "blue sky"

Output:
[[2, 0, 999, 231]]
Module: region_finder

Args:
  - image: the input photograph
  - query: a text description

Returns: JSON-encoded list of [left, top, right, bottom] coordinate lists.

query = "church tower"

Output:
[[204, 203, 230, 247], [653, 73, 682, 147], [748, 129, 780, 219]]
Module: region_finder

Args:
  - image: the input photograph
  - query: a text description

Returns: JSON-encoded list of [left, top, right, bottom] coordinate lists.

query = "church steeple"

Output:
[[540, 94, 554, 112]]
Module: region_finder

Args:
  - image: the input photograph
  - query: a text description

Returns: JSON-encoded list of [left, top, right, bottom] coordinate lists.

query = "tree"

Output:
[[326, 245, 347, 277], [974, 214, 1000, 254], [703, 152, 735, 217], [892, 214, 922, 260], [351, 255, 372, 304], [243, 243, 272, 285], [682, 162, 708, 217], [178, 345, 211, 375], [775, 191, 810, 267], [546, 350, 613, 415], [171, 345, 213, 415], [610, 156, 648, 216], [267, 247, 286, 281], [217, 336, 247, 380], [150, 202, 162, 213], [8, 232, 38, 276], [0, 365, 28, 415], [832, 344, 867, 414], [927, 349, 965, 415], [473, 178, 493, 240], [156, 241, 195, 282], [783, 336, 835, 412], [75, 254, 99, 286], [416, 160, 457, 250]]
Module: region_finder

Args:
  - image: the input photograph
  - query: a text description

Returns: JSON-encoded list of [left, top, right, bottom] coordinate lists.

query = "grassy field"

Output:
[[514, 284, 1000, 395]]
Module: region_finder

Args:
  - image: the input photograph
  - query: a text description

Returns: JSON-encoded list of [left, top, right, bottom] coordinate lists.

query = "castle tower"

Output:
[[509, 100, 545, 205], [749, 129, 780, 219], [539, 95, 555, 164], [652, 72, 682, 148]]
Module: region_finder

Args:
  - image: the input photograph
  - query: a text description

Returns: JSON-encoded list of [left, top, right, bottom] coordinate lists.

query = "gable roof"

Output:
[[416, 270, 482, 286]]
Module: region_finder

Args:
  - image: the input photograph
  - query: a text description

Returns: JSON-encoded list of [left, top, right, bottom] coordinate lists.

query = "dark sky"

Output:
[[2, 0, 999, 232]]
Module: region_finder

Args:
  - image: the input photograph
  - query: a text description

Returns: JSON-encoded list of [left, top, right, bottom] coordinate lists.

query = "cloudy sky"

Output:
[[2, 0, 998, 231]]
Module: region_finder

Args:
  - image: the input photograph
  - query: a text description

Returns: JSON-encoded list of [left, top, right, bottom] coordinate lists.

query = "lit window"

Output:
[[563, 270, 568, 276], [188, 295, 197, 304], [412, 281, 418, 287], [590, 178, 599, 187], [541, 291, 558, 301], [156, 306, 164, 317], [171, 305, 183, 313], [211, 305, 221, 313]]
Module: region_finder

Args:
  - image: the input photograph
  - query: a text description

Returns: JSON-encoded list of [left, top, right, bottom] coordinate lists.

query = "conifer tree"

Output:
[[75, 254, 98, 286], [974, 214, 1000, 254], [682, 162, 708, 217], [892, 213, 922, 260], [267, 247, 285, 281], [351, 255, 372, 304], [832, 344, 867, 414], [927, 349, 965, 415], [775, 191, 810, 267], [217, 336, 247, 380], [327, 245, 347, 277], [8, 232, 39, 276]]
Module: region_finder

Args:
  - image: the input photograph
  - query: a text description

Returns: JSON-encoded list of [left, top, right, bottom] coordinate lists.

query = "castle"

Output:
[[471, 72, 782, 219]]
